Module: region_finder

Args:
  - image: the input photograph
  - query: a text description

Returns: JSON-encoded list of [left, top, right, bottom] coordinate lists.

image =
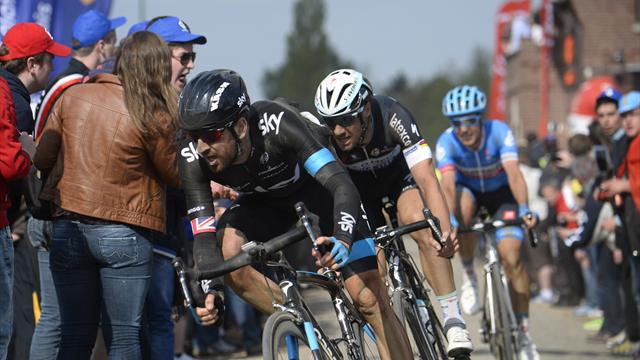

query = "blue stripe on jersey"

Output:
[[304, 148, 335, 177], [346, 237, 376, 263]]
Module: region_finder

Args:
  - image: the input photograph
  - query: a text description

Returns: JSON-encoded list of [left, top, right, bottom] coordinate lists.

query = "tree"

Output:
[[262, 0, 351, 111]]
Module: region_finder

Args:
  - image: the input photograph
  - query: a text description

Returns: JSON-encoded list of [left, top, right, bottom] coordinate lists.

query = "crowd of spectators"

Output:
[[519, 88, 640, 357], [0, 8, 639, 360]]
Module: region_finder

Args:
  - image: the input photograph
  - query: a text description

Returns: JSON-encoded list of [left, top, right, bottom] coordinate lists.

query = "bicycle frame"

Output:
[[479, 231, 519, 351]]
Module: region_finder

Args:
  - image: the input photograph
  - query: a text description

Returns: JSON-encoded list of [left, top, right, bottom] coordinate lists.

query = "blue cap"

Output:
[[596, 87, 622, 104], [72, 10, 126, 49], [619, 91, 640, 115], [146, 16, 206, 44], [127, 20, 148, 37]]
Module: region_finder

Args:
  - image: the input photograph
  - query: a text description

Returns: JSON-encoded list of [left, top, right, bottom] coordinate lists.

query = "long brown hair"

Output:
[[114, 31, 177, 136]]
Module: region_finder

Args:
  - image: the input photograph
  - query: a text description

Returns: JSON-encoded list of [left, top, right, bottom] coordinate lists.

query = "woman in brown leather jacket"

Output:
[[33, 31, 180, 360]]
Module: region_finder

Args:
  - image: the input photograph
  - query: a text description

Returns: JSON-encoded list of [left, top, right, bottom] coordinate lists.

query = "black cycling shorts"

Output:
[[458, 185, 524, 241], [218, 179, 378, 278], [360, 172, 417, 230]]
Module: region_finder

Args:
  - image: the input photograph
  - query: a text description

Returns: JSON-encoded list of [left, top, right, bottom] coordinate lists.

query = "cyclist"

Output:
[[436, 85, 539, 359], [177, 69, 412, 360], [314, 69, 473, 357]]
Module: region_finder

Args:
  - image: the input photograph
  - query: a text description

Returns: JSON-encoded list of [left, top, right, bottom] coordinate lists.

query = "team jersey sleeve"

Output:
[[177, 137, 223, 291], [385, 99, 433, 169], [492, 121, 518, 163], [435, 129, 456, 173], [272, 103, 361, 245]]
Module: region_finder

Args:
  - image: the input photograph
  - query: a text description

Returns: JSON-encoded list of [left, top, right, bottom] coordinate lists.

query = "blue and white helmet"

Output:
[[442, 85, 487, 118], [315, 69, 373, 118]]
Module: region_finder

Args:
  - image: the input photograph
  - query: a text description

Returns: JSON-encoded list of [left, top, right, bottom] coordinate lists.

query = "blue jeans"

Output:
[[29, 218, 61, 360], [50, 219, 153, 360], [225, 288, 261, 348], [0, 226, 13, 360], [143, 254, 175, 360]]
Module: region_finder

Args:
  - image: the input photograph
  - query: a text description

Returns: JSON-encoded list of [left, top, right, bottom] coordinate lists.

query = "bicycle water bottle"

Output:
[[416, 299, 436, 344]]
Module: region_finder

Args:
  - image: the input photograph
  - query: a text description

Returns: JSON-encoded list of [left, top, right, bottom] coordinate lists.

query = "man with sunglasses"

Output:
[[146, 16, 205, 92], [436, 85, 539, 360], [314, 69, 473, 357], [178, 69, 413, 360]]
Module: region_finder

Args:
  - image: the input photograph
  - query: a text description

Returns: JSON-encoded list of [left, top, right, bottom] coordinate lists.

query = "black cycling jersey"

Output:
[[178, 99, 365, 288], [332, 95, 433, 227]]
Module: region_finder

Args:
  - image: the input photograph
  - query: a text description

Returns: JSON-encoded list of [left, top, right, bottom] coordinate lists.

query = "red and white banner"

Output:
[[538, 0, 553, 137], [488, 0, 531, 121]]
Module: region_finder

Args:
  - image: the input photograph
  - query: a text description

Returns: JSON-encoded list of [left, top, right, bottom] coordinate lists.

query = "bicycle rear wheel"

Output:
[[262, 311, 333, 360], [488, 266, 518, 360]]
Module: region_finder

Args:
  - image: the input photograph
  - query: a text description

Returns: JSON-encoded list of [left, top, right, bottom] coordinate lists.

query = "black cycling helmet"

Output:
[[178, 69, 250, 131]]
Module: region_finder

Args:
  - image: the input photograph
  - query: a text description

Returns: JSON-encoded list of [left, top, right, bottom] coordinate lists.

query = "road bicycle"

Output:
[[459, 211, 538, 360], [174, 202, 383, 359], [374, 197, 470, 360]]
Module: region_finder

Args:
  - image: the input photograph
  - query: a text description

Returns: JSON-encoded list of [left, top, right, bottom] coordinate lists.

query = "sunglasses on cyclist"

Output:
[[189, 122, 233, 144], [324, 106, 364, 129], [451, 115, 482, 128], [173, 52, 196, 66]]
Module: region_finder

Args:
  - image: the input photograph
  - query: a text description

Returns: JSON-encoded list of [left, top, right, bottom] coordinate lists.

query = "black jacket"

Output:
[[0, 67, 33, 133]]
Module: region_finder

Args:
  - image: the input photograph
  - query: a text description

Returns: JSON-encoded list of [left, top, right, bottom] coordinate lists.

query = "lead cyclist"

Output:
[[314, 69, 474, 357], [436, 85, 540, 360]]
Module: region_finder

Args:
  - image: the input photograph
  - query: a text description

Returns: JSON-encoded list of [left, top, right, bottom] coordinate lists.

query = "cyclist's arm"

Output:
[[278, 106, 360, 246], [435, 133, 458, 225], [503, 160, 530, 210], [178, 138, 223, 291]]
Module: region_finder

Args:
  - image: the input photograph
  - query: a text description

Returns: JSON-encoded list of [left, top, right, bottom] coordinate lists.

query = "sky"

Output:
[[111, 0, 505, 100]]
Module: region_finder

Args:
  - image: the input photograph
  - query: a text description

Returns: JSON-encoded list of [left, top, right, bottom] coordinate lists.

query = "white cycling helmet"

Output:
[[315, 69, 373, 118]]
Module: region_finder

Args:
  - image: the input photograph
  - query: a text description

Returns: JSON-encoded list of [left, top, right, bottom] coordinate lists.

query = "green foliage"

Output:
[[262, 0, 351, 111], [382, 47, 491, 145]]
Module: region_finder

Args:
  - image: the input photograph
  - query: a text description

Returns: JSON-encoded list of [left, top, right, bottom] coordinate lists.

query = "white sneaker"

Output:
[[460, 279, 481, 315], [518, 330, 540, 360], [446, 326, 474, 356]]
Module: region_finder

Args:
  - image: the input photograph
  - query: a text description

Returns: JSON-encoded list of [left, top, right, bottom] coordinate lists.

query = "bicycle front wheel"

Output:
[[262, 311, 333, 360], [488, 266, 518, 360]]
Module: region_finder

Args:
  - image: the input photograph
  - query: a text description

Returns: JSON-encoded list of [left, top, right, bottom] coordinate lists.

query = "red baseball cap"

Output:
[[0, 22, 71, 61]]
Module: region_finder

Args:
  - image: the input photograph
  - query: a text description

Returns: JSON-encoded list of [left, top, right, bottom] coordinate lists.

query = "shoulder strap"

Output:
[[34, 73, 86, 140]]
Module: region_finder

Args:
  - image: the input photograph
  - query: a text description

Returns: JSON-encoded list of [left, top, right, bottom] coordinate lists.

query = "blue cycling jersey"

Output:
[[435, 120, 518, 193]]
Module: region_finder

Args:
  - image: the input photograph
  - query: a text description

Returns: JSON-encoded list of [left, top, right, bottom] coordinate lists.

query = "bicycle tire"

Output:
[[262, 311, 333, 360], [490, 266, 517, 360]]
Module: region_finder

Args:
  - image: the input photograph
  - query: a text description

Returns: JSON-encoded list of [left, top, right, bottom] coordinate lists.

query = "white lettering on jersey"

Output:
[[181, 142, 200, 163], [389, 113, 411, 146], [338, 211, 356, 234], [209, 82, 230, 111], [253, 164, 300, 192], [411, 123, 419, 136], [504, 130, 515, 147], [258, 111, 284, 136], [436, 145, 446, 162]]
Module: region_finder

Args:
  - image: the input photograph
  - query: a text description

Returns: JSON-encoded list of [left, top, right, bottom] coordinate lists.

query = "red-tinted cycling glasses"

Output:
[[189, 122, 234, 144]]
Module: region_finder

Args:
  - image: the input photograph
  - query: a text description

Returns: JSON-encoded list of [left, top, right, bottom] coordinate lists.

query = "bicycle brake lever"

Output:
[[171, 258, 202, 325]]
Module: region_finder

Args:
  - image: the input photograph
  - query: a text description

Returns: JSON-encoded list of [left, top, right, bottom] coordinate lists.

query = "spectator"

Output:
[[599, 90, 640, 356], [0, 75, 33, 360], [27, 10, 125, 360], [0, 22, 70, 359], [33, 31, 180, 359], [139, 16, 206, 360]]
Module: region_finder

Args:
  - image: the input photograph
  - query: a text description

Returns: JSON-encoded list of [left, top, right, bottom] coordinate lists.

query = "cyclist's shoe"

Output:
[[460, 279, 481, 315], [446, 326, 473, 356], [517, 330, 540, 360]]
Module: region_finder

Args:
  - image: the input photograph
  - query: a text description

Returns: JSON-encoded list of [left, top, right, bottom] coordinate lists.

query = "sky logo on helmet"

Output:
[[210, 82, 230, 111], [237, 93, 246, 107]]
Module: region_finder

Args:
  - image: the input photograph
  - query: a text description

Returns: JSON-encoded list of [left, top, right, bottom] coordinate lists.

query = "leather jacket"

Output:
[[34, 74, 180, 233]]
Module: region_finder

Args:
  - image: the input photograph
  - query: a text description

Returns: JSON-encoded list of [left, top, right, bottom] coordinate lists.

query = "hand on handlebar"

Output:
[[312, 236, 350, 270], [432, 229, 458, 258], [195, 291, 225, 326], [518, 204, 538, 230]]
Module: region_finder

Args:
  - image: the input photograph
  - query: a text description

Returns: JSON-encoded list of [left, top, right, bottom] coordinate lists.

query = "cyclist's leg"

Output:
[[456, 186, 481, 315], [342, 244, 413, 360], [397, 187, 472, 353], [216, 197, 292, 314]]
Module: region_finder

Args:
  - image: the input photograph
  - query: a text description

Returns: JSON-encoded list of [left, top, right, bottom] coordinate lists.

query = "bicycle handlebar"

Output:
[[375, 207, 445, 249], [459, 216, 539, 248]]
